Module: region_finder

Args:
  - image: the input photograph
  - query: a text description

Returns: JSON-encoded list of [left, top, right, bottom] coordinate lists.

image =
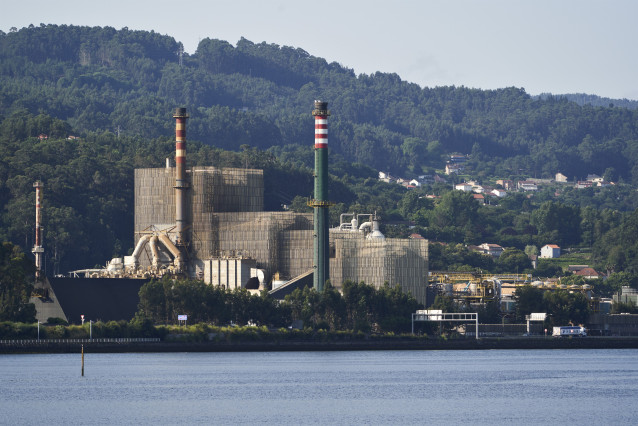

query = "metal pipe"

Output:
[[158, 234, 183, 272], [149, 235, 160, 268], [131, 234, 152, 266]]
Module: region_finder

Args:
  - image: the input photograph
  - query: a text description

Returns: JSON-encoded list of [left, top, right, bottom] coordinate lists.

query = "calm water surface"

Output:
[[1, 349, 637, 425]]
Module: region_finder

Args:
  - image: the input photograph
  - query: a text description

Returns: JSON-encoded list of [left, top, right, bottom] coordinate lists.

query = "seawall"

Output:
[[2, 337, 638, 354]]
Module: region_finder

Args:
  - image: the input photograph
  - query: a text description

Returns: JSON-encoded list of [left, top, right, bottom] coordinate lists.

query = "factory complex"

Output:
[[30, 103, 429, 324]]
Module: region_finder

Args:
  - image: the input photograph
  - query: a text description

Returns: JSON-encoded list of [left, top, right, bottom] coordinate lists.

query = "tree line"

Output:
[[136, 277, 421, 334]]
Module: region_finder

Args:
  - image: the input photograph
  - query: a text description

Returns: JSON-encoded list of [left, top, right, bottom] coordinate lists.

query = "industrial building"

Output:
[[132, 103, 429, 304], [30, 103, 430, 324], [133, 166, 429, 304]]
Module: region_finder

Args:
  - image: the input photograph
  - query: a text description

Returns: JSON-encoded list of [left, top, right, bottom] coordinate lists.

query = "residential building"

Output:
[[540, 244, 560, 258], [449, 154, 467, 163], [576, 181, 593, 189], [575, 267, 601, 279], [378, 171, 393, 183], [568, 265, 589, 273], [445, 163, 464, 175], [491, 189, 507, 197], [478, 243, 504, 257], [555, 173, 568, 182], [473, 193, 485, 204], [517, 181, 538, 191], [455, 182, 473, 192], [496, 180, 514, 190]]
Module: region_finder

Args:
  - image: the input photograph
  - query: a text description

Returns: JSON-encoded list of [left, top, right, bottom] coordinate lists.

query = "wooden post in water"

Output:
[[81, 344, 84, 377]]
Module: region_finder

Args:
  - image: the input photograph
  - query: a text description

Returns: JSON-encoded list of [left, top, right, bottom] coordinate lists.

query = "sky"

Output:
[[3, 0, 638, 100]]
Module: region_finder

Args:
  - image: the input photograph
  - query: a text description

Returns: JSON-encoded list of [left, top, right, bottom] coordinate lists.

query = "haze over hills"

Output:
[[1, 24, 638, 276]]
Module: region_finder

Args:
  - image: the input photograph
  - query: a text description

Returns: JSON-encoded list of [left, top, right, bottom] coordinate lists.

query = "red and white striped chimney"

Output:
[[32, 181, 44, 280], [314, 107, 328, 148], [173, 107, 189, 253]]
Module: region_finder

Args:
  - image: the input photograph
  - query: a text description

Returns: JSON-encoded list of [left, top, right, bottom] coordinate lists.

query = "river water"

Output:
[[1, 349, 637, 425]]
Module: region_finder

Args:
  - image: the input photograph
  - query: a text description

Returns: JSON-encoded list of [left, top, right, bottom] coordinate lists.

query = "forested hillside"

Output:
[[1, 24, 638, 283], [536, 93, 638, 110]]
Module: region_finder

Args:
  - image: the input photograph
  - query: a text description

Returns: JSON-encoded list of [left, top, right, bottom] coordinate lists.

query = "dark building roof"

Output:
[[268, 270, 313, 300], [48, 277, 149, 324]]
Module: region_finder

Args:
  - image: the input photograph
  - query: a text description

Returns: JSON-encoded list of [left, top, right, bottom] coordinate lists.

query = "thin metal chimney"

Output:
[[32, 181, 44, 280]]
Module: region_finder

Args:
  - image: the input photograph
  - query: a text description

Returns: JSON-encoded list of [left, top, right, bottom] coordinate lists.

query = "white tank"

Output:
[[367, 220, 385, 240]]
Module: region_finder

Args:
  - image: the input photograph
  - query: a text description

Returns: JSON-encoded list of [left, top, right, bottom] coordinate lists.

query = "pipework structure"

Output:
[[173, 107, 189, 273], [309, 100, 332, 292], [32, 181, 44, 281]]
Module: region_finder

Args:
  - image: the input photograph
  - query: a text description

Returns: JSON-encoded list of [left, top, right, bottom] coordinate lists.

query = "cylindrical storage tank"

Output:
[[367, 220, 385, 240]]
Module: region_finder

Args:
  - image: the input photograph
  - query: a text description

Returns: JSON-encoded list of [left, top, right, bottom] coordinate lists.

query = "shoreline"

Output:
[[2, 336, 638, 354]]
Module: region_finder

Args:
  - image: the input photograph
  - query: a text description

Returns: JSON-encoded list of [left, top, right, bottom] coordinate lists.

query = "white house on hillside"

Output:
[[455, 182, 473, 192], [518, 181, 538, 191], [540, 244, 561, 258], [479, 243, 504, 257]]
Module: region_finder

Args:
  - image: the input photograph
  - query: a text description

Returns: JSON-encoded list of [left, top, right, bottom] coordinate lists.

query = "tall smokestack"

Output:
[[173, 107, 189, 271], [310, 101, 331, 291], [32, 181, 44, 280]]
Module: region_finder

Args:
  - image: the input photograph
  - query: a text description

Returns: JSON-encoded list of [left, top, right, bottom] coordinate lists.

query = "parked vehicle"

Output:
[[552, 326, 587, 337]]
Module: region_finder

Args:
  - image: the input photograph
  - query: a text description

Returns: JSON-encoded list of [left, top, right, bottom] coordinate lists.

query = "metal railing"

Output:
[[0, 338, 160, 345]]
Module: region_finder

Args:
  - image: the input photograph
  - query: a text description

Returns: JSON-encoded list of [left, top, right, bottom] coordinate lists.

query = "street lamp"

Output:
[[37, 320, 40, 341]]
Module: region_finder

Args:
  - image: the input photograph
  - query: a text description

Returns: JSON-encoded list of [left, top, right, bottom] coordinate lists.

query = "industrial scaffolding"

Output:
[[134, 166, 429, 304]]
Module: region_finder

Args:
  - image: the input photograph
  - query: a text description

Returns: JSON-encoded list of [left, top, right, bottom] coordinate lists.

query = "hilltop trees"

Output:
[[2, 25, 638, 180], [0, 25, 638, 275]]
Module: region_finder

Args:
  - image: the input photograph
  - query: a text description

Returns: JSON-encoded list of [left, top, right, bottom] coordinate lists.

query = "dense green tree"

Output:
[[533, 259, 564, 278], [543, 290, 590, 326], [0, 242, 36, 322], [513, 286, 546, 323], [137, 277, 289, 326], [513, 285, 591, 326], [496, 248, 532, 274], [531, 201, 582, 246]]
